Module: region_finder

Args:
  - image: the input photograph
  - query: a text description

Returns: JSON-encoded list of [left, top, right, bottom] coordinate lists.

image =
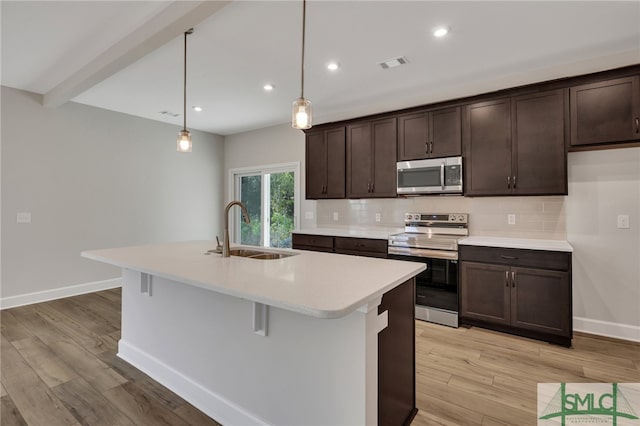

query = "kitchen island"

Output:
[[82, 241, 425, 426]]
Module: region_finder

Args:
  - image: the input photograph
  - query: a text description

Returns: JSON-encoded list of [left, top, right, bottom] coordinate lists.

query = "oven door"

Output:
[[388, 252, 459, 312]]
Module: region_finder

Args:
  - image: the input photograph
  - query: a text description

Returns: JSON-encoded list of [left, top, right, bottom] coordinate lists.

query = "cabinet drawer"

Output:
[[334, 237, 388, 255], [292, 234, 334, 250], [459, 245, 570, 271]]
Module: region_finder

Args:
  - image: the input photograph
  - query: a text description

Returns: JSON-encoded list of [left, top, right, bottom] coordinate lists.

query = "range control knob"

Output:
[[449, 214, 456, 222], [457, 215, 465, 222]]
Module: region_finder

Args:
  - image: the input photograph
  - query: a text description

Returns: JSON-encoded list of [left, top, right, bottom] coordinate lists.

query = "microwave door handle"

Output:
[[440, 162, 445, 190]]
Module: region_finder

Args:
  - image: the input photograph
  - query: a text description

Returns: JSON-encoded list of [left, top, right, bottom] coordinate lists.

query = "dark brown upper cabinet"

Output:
[[570, 75, 640, 147], [347, 117, 397, 198], [305, 127, 345, 199], [512, 89, 567, 195], [397, 106, 461, 161], [463, 98, 512, 196], [464, 89, 567, 196]]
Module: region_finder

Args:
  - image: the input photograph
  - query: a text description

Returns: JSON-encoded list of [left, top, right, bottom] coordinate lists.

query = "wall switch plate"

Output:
[[333, 212, 339, 221], [375, 213, 381, 222], [617, 214, 630, 229], [507, 214, 516, 225], [17, 212, 31, 224], [304, 211, 314, 220]]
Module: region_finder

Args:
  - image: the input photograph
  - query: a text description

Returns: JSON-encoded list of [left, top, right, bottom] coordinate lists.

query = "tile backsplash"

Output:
[[316, 196, 566, 240]]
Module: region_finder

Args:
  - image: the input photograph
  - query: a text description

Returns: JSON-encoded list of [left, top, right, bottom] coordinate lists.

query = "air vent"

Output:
[[159, 110, 180, 117], [379, 56, 408, 69]]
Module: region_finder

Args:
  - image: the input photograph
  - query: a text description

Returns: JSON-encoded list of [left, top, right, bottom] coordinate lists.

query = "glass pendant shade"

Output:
[[177, 129, 192, 152], [292, 97, 312, 130]]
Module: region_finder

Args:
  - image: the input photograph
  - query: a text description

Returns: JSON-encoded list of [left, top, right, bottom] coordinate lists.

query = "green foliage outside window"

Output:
[[240, 171, 294, 248]]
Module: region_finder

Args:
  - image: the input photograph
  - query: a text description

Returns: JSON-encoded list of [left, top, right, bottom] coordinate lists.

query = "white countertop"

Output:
[[82, 241, 425, 319], [293, 227, 403, 240], [459, 236, 573, 252]]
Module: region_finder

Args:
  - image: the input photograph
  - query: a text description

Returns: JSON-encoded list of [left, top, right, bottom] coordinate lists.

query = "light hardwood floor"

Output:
[[1, 288, 639, 425]]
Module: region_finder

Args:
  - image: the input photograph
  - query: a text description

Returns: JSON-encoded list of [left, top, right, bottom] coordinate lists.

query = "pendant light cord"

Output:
[[300, 0, 306, 99], [183, 29, 193, 132]]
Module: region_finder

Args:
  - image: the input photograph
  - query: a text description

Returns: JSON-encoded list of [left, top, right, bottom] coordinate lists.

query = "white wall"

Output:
[[1, 86, 225, 305], [223, 123, 315, 229], [567, 148, 640, 339]]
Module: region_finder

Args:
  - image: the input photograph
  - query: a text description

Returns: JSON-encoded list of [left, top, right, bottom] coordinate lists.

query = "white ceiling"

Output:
[[2, 1, 640, 136]]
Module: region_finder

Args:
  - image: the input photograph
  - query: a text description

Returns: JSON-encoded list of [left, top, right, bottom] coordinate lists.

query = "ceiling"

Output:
[[2, 1, 639, 136]]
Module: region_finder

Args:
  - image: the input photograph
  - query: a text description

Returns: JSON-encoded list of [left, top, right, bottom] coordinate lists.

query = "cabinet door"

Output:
[[463, 98, 512, 195], [397, 112, 429, 161], [460, 262, 511, 325], [371, 117, 397, 198], [570, 76, 640, 146], [346, 122, 373, 198], [510, 267, 570, 336], [305, 131, 327, 199], [325, 128, 346, 198], [512, 89, 567, 195], [430, 106, 462, 158]]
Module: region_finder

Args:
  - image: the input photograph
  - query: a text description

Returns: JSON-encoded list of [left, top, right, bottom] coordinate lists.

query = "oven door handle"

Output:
[[388, 246, 458, 260]]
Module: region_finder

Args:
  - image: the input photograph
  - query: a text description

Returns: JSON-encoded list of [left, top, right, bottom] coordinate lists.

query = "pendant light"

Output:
[[292, 0, 312, 130], [177, 28, 194, 152]]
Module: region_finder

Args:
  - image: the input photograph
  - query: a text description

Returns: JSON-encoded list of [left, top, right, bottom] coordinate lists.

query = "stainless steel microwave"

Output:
[[397, 156, 463, 195]]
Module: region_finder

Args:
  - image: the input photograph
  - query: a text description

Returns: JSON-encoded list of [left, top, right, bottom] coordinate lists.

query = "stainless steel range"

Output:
[[388, 213, 468, 327]]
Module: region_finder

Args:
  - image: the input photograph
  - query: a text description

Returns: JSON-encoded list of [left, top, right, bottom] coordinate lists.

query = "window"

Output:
[[229, 163, 300, 248]]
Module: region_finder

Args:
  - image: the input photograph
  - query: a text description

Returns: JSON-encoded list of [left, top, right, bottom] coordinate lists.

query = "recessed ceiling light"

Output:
[[192, 106, 203, 112], [327, 62, 339, 71], [264, 84, 275, 91], [433, 26, 449, 38]]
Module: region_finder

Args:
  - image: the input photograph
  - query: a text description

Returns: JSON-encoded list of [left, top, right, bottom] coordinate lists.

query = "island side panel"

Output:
[[118, 269, 375, 426], [378, 278, 417, 426]]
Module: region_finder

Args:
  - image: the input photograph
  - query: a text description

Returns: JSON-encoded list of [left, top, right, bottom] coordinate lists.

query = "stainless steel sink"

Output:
[[205, 248, 295, 260]]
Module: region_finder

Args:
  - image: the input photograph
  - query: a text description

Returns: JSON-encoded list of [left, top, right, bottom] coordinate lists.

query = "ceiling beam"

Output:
[[42, 1, 232, 108]]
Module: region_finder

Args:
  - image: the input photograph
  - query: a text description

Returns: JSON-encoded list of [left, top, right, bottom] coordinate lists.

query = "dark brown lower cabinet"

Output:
[[291, 233, 334, 252], [334, 236, 388, 258], [378, 278, 417, 426], [460, 246, 572, 347]]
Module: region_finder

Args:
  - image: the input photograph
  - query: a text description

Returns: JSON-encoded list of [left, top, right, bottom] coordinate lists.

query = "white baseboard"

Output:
[[574, 316, 640, 343], [0, 278, 121, 310], [118, 340, 268, 426]]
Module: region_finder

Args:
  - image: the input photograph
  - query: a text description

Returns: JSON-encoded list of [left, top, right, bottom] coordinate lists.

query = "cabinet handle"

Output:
[[505, 271, 509, 287], [425, 141, 429, 154], [500, 255, 517, 260], [636, 117, 639, 134], [513, 175, 517, 189], [511, 271, 516, 288], [507, 176, 511, 189], [371, 182, 375, 193], [430, 141, 433, 154]]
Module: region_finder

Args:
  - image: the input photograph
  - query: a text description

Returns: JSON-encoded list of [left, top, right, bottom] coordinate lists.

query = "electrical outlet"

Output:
[[333, 212, 339, 221], [304, 211, 314, 220], [617, 214, 630, 229], [17, 212, 31, 224], [375, 213, 381, 222], [507, 214, 516, 225]]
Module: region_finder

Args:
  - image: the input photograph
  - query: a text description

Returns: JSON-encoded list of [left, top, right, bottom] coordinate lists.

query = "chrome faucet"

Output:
[[223, 201, 250, 257]]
